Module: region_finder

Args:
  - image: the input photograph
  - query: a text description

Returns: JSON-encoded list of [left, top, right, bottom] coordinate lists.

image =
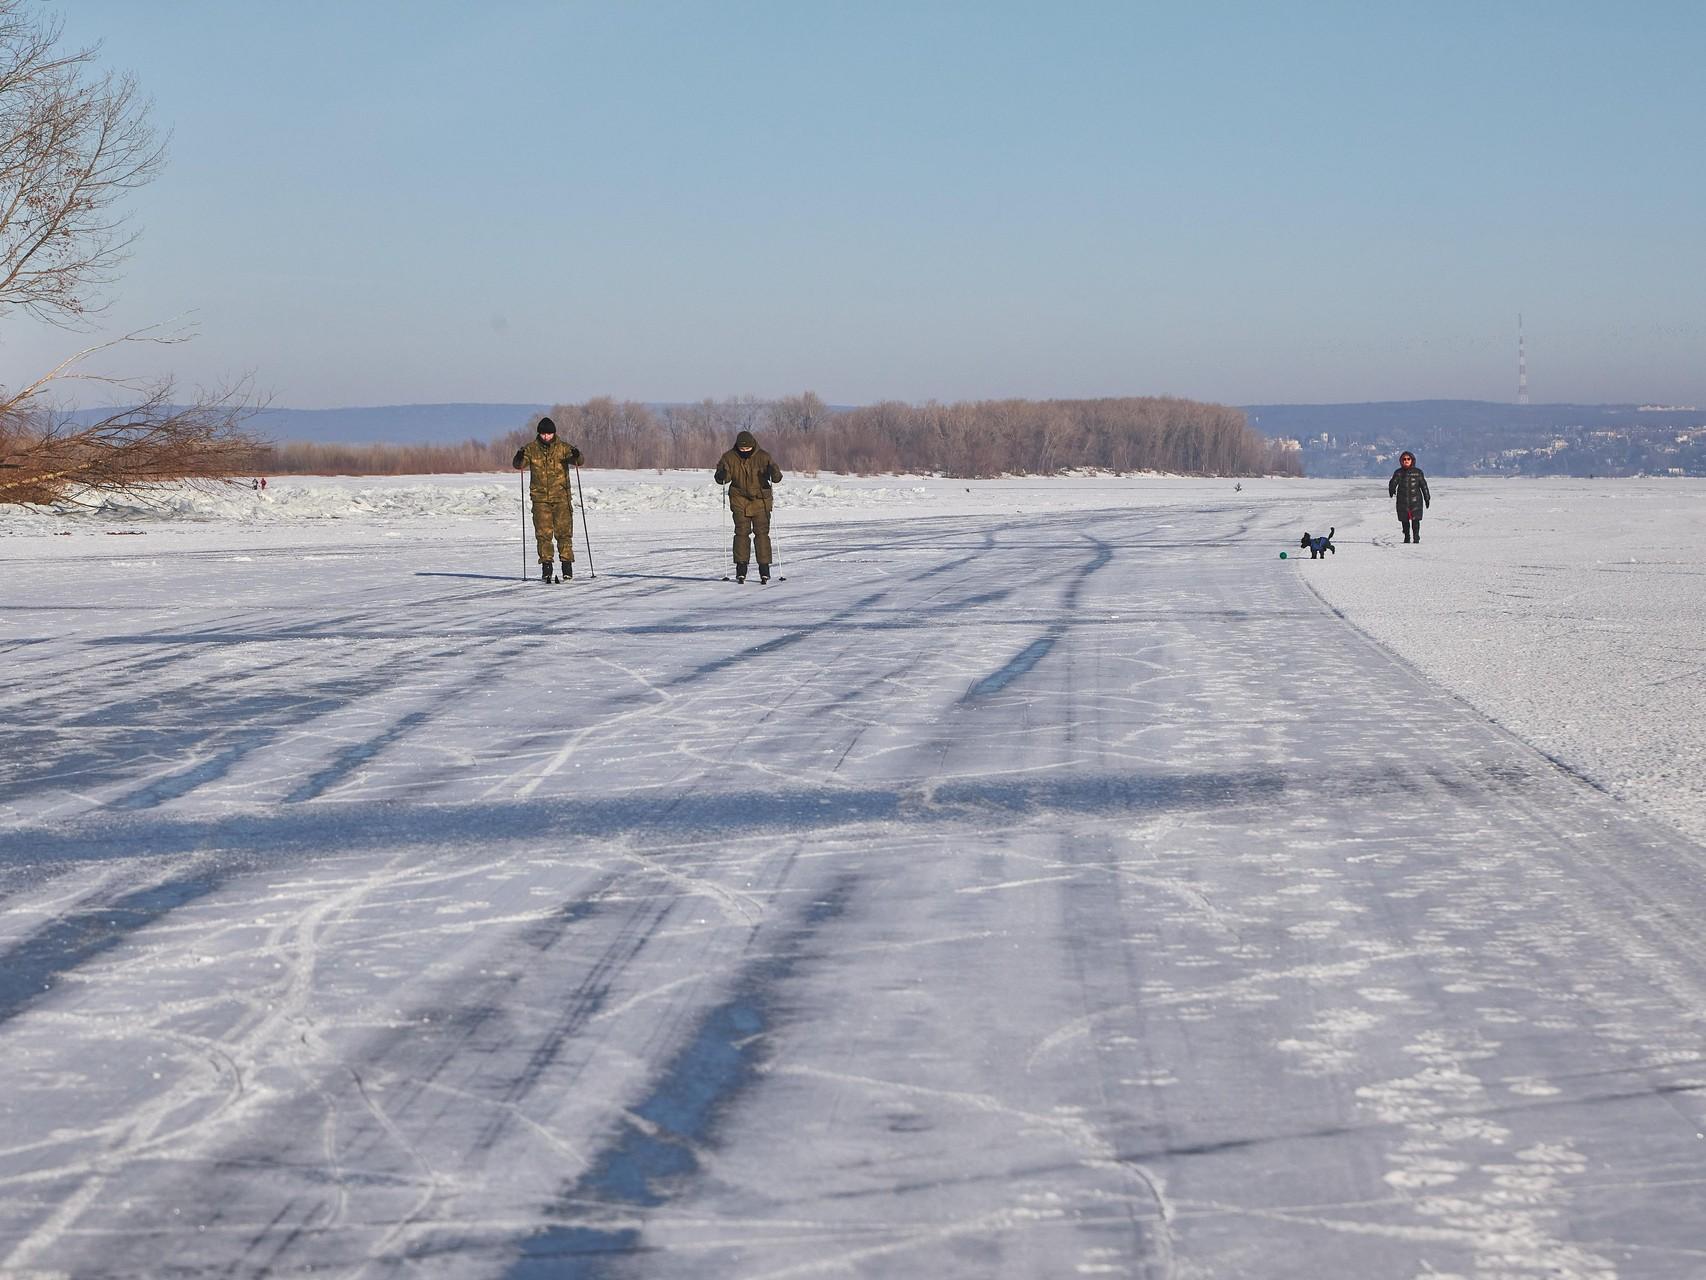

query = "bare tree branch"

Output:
[[0, 0, 164, 325], [0, 367, 265, 506], [0, 2, 260, 506]]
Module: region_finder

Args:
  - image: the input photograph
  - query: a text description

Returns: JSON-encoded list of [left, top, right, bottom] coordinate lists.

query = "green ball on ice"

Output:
[[1279, 551, 1288, 559]]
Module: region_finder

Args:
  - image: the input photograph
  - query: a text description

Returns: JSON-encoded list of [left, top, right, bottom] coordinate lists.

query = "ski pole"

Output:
[[574, 465, 596, 578], [520, 469, 528, 580]]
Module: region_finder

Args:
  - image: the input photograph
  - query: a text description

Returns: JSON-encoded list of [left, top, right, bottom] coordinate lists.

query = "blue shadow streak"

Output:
[[0, 875, 222, 1027], [285, 709, 434, 803], [962, 539, 1112, 702], [0, 768, 1300, 871], [965, 635, 1056, 699], [501, 882, 855, 1278]]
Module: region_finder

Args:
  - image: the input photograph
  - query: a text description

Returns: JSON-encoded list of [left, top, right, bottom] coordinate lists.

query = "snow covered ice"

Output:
[[2, 472, 1706, 1277]]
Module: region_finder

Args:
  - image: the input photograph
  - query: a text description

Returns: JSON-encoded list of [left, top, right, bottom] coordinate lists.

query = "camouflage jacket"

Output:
[[514, 438, 583, 500]]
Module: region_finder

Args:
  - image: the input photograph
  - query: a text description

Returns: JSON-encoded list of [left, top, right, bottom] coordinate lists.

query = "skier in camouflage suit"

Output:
[[714, 430, 783, 583], [512, 417, 585, 581]]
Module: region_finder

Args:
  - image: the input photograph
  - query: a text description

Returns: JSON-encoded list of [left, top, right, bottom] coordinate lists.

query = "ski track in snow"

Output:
[[0, 476, 1705, 1276]]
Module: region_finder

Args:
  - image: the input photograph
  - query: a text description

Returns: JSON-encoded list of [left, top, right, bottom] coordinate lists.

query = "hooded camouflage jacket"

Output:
[[714, 431, 782, 514], [513, 437, 584, 501]]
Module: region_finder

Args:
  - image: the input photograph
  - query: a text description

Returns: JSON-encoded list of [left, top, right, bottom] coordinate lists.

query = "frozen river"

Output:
[[3, 482, 1705, 1277]]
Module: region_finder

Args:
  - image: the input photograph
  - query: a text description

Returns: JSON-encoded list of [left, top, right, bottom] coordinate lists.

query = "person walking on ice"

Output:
[[1388, 449, 1431, 544], [714, 429, 782, 583], [513, 417, 584, 581]]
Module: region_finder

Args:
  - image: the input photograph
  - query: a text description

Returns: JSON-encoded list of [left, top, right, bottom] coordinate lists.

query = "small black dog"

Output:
[[1299, 526, 1335, 559]]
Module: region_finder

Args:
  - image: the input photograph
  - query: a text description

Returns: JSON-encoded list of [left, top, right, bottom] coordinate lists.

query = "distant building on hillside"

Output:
[[1250, 400, 1706, 477]]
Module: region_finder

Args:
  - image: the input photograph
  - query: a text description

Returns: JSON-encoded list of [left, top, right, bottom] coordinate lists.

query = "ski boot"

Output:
[[540, 562, 553, 583], [758, 562, 771, 584], [735, 563, 747, 583], [560, 560, 573, 581]]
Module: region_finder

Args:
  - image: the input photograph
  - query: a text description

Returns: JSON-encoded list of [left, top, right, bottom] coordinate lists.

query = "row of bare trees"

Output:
[[0, 0, 258, 506], [257, 393, 1299, 479], [774, 395, 1299, 477], [532, 393, 1300, 477]]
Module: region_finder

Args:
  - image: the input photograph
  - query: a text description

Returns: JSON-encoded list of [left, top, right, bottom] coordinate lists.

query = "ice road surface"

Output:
[[2, 472, 1705, 1278]]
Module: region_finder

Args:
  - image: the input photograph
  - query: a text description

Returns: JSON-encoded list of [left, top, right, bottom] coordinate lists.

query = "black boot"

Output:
[[560, 560, 573, 580], [1402, 521, 1412, 543], [758, 562, 771, 583], [735, 563, 747, 583], [1411, 527, 1420, 544], [540, 562, 553, 582]]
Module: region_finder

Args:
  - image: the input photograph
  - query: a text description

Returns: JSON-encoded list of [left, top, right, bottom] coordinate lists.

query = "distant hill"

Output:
[[1243, 399, 1700, 438], [63, 402, 548, 445], [1243, 400, 1706, 477], [244, 403, 548, 445]]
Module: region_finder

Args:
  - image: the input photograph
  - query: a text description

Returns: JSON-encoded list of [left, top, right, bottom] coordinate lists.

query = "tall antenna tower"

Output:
[[1517, 313, 1529, 405]]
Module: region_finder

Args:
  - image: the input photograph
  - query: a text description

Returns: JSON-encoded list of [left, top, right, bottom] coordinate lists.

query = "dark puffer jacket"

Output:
[[1388, 464, 1430, 515]]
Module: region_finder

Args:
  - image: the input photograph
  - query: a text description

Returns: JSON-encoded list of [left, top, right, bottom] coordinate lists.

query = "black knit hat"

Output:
[[536, 417, 556, 436]]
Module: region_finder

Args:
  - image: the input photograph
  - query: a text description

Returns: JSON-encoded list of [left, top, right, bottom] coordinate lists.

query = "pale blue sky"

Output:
[[11, 0, 1705, 408]]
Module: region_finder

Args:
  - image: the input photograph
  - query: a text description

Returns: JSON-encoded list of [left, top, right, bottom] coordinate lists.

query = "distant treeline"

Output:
[[253, 394, 1302, 478]]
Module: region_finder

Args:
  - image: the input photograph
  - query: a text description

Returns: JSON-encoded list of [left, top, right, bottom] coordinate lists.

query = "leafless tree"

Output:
[[0, 0, 260, 506], [767, 391, 827, 434], [0, 2, 162, 322]]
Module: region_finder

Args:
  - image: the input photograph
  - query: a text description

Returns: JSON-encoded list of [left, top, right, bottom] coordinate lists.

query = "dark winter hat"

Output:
[[734, 430, 757, 450], [536, 417, 556, 436]]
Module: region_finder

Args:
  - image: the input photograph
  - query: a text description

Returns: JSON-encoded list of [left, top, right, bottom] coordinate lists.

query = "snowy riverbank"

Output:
[[1304, 477, 1706, 845]]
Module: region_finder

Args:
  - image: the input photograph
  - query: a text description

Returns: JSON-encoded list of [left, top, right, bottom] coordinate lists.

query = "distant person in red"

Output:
[[1388, 450, 1430, 543], [259, 477, 267, 490]]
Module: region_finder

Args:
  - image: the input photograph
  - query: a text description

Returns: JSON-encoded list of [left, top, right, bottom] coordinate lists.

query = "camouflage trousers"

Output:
[[732, 508, 773, 566], [532, 494, 574, 563]]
